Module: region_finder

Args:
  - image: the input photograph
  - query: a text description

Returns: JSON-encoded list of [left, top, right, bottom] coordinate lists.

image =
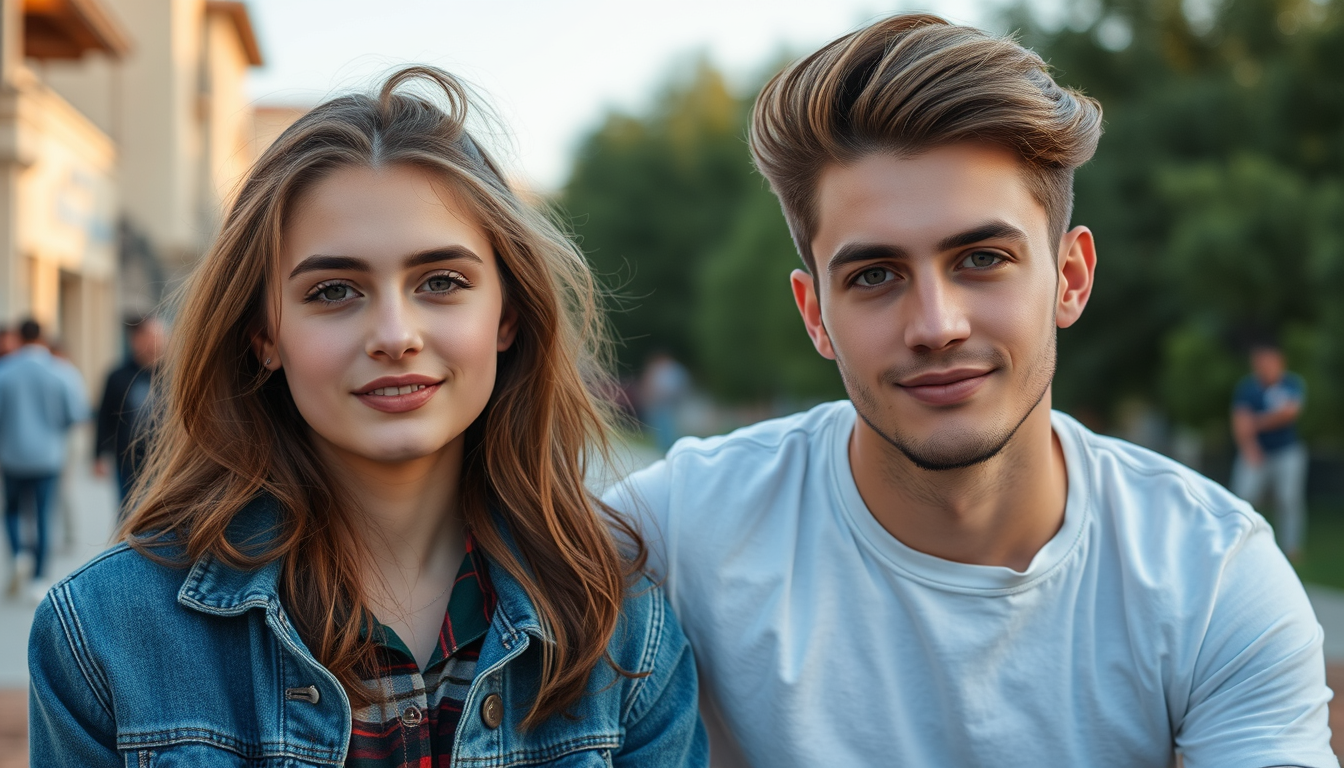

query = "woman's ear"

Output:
[[497, 304, 519, 352], [252, 328, 281, 370]]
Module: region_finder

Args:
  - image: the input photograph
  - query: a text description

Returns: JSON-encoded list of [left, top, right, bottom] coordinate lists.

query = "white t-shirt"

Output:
[[603, 401, 1337, 768]]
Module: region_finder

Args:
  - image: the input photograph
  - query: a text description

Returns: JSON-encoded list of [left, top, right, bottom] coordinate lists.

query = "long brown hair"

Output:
[[124, 66, 644, 726]]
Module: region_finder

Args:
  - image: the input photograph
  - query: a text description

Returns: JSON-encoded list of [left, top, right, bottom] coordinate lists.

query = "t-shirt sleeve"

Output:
[[1231, 377, 1260, 411], [1285, 373, 1308, 407], [602, 458, 675, 583], [1175, 521, 1337, 768]]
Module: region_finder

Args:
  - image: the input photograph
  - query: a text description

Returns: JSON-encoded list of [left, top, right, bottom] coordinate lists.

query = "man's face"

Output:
[[130, 319, 167, 368], [1252, 348, 1285, 386], [794, 144, 1093, 470]]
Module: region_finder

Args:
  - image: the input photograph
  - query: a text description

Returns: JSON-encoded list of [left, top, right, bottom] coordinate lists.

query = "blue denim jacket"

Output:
[[28, 498, 707, 767]]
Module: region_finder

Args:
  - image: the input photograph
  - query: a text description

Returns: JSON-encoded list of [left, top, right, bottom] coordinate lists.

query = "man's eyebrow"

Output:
[[935, 221, 1029, 252], [288, 246, 485, 279], [828, 243, 909, 274]]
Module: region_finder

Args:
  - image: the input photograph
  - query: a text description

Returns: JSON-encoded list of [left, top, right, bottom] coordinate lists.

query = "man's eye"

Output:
[[961, 251, 1005, 269], [856, 267, 893, 286]]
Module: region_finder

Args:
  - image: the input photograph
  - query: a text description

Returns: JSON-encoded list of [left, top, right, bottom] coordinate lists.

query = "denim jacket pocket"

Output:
[[128, 742, 334, 767]]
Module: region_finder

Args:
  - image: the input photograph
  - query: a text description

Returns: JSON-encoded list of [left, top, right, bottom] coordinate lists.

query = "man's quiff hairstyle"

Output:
[[750, 13, 1103, 272]]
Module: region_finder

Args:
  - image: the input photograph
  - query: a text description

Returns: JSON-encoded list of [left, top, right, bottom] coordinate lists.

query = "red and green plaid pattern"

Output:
[[346, 535, 496, 768]]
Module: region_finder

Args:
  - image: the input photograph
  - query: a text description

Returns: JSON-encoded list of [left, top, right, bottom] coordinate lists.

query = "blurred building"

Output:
[[1, 0, 274, 390]]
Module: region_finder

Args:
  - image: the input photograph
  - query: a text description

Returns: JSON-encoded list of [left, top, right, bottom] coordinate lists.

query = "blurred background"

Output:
[[0, 0, 1342, 762]]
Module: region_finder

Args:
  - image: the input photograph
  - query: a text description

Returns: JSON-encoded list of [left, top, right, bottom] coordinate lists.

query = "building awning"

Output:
[[206, 1, 264, 67], [23, 0, 131, 60]]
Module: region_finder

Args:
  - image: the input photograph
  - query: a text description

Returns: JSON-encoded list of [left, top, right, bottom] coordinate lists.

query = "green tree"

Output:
[[1015, 0, 1344, 443], [561, 59, 756, 376]]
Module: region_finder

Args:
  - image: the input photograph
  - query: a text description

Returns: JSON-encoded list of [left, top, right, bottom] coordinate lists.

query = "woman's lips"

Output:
[[354, 382, 442, 413], [898, 371, 992, 406]]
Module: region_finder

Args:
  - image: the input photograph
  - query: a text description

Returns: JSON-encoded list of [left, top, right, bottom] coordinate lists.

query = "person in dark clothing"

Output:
[[94, 316, 166, 512]]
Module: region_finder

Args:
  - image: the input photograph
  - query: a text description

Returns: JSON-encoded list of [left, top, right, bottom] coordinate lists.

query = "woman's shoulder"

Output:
[[33, 540, 210, 654], [607, 572, 693, 683], [51, 541, 190, 605]]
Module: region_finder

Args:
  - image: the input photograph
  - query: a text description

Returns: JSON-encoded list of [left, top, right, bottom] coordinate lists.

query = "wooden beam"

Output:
[[205, 1, 263, 67]]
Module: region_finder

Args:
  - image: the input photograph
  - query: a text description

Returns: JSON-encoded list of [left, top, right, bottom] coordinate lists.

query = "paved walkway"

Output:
[[1, 438, 1341, 763]]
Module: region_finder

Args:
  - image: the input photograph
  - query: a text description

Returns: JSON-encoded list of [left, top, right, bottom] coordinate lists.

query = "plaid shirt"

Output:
[[346, 536, 496, 768]]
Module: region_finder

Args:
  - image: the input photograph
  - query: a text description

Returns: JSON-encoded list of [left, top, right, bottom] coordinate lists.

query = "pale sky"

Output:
[[246, 0, 1002, 191]]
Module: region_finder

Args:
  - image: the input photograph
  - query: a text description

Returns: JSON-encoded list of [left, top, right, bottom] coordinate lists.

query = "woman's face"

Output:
[[261, 163, 516, 467]]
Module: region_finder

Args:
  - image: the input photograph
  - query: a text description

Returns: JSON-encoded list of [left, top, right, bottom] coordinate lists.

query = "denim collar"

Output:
[[177, 494, 287, 616], [176, 494, 544, 640]]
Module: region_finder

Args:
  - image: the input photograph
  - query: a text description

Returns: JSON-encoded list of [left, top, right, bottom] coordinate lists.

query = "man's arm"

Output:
[[1232, 406, 1264, 465], [1175, 521, 1336, 768], [94, 369, 123, 461]]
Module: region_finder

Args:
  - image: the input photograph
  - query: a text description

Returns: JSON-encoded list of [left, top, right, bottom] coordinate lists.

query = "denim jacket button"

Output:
[[480, 693, 503, 729], [400, 706, 425, 728]]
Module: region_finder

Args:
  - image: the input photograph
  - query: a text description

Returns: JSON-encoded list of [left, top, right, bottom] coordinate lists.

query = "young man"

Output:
[[1231, 340, 1309, 561], [604, 14, 1336, 768], [0, 319, 89, 598], [94, 314, 168, 512]]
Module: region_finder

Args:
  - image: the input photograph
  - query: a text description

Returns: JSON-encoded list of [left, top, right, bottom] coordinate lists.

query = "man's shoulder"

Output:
[[605, 401, 851, 537], [1055, 412, 1262, 549], [663, 400, 850, 463]]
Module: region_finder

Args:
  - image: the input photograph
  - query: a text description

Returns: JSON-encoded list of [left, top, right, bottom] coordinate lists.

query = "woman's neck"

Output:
[[314, 435, 468, 667]]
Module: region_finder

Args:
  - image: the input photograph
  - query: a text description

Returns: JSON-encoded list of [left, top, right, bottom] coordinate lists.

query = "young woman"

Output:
[[28, 67, 706, 767]]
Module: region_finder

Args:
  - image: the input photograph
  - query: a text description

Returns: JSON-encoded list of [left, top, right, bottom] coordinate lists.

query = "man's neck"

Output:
[[847, 400, 1067, 572]]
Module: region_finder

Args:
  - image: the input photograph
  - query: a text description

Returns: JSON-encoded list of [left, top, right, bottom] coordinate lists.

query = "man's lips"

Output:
[[354, 375, 444, 413], [896, 368, 994, 406]]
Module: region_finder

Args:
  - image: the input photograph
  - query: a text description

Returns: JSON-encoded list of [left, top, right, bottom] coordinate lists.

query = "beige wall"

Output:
[[0, 64, 119, 392], [2, 0, 265, 393], [41, 0, 261, 284]]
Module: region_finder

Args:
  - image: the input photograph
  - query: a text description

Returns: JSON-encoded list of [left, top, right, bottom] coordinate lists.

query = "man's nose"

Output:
[[902, 275, 971, 352]]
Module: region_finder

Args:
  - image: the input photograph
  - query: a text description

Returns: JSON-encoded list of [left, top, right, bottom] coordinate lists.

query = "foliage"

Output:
[[1018, 0, 1344, 442], [561, 60, 757, 376], [560, 0, 1344, 443]]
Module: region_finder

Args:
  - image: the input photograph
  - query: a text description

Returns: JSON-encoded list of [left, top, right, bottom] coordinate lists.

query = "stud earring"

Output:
[[264, 357, 272, 367]]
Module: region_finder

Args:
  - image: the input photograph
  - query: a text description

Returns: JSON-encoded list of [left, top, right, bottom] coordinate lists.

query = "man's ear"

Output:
[[1055, 226, 1097, 329], [496, 304, 519, 352], [791, 269, 837, 360]]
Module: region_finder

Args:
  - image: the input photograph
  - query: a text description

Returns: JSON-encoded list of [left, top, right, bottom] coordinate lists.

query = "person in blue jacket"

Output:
[[1232, 339, 1309, 560], [28, 66, 706, 768]]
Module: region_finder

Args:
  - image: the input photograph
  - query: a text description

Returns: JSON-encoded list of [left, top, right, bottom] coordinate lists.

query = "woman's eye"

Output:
[[309, 283, 357, 303], [961, 251, 1005, 269], [856, 267, 893, 287], [419, 272, 468, 294]]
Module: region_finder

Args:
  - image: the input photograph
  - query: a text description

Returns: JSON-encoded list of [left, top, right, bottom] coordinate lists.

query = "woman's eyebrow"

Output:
[[404, 246, 484, 269], [289, 255, 368, 278], [288, 246, 484, 279]]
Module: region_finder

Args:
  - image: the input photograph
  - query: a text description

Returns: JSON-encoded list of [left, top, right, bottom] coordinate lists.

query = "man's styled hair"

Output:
[[750, 13, 1103, 272], [19, 319, 40, 343]]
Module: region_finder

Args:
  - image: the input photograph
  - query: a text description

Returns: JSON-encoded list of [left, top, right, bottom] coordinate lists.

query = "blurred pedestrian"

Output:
[[95, 315, 167, 514], [1231, 340, 1308, 561], [0, 325, 20, 357], [0, 319, 89, 598], [639, 351, 690, 452]]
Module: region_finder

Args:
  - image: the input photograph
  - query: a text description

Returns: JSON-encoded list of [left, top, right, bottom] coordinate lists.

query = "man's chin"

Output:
[[893, 436, 1010, 471], [877, 420, 1014, 472]]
